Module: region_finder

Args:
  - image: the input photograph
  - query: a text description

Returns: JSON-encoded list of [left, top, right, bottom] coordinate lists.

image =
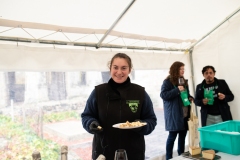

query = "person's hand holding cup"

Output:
[[203, 98, 208, 105], [218, 92, 225, 100], [178, 86, 185, 92]]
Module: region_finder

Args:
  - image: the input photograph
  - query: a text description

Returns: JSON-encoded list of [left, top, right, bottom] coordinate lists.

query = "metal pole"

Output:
[[189, 49, 195, 94], [96, 0, 136, 48], [189, 6, 240, 50], [0, 37, 185, 52], [189, 49, 198, 117]]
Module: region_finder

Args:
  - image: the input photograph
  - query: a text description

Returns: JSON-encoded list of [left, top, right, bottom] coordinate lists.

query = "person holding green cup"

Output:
[[160, 61, 194, 160], [194, 65, 234, 127]]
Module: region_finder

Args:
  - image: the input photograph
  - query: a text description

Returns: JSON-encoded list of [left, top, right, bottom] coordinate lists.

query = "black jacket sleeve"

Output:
[[194, 84, 204, 107], [219, 80, 234, 103]]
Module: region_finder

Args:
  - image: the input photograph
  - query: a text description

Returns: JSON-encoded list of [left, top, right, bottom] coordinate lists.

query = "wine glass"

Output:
[[114, 149, 128, 160], [178, 77, 185, 86]]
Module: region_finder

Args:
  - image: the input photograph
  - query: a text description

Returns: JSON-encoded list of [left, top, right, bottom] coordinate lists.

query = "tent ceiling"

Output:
[[0, 0, 240, 51]]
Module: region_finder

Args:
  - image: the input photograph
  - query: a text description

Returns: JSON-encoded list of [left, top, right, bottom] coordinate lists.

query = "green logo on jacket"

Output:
[[126, 100, 140, 113]]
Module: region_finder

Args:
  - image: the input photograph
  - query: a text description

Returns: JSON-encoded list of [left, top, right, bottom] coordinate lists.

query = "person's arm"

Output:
[[81, 89, 99, 133], [160, 79, 180, 101], [194, 84, 204, 106], [221, 80, 234, 102], [137, 91, 157, 135], [186, 85, 194, 102]]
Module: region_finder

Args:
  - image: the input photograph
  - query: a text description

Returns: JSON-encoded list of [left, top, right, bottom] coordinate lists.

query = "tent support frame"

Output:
[[189, 6, 240, 50], [96, 0, 136, 49], [0, 36, 185, 52], [189, 49, 198, 117]]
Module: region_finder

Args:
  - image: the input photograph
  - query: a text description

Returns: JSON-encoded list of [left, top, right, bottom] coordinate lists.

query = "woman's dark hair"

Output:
[[167, 61, 185, 86], [202, 65, 216, 74], [108, 53, 133, 71]]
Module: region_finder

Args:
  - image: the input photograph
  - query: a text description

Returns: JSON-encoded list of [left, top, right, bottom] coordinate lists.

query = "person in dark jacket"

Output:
[[81, 53, 157, 160], [194, 65, 234, 127], [160, 61, 193, 160]]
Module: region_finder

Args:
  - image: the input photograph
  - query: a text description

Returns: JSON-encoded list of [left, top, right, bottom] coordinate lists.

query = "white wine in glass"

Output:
[[178, 77, 185, 86]]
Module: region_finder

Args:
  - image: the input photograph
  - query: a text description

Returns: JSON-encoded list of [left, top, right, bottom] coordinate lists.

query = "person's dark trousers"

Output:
[[166, 130, 188, 160]]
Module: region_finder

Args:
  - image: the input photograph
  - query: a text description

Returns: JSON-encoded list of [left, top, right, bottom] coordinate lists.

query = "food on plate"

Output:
[[119, 121, 146, 128], [202, 150, 215, 160]]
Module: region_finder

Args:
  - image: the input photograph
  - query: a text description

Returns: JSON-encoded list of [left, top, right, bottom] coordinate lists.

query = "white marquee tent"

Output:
[[0, 0, 240, 159], [1, 0, 240, 118]]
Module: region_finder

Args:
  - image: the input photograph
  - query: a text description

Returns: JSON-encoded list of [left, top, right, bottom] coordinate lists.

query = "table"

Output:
[[170, 152, 240, 160]]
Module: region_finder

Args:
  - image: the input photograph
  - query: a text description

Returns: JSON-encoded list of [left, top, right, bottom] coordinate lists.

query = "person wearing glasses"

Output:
[[160, 61, 193, 160], [81, 53, 157, 160], [194, 65, 234, 127]]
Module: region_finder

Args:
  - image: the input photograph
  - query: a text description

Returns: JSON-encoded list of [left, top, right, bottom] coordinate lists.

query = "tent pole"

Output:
[[189, 49, 195, 94], [0, 36, 185, 52], [96, 0, 136, 49], [189, 49, 198, 117], [189, 6, 240, 50]]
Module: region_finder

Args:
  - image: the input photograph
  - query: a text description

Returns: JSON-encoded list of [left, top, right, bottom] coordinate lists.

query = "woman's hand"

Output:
[[178, 86, 185, 92], [189, 97, 194, 102]]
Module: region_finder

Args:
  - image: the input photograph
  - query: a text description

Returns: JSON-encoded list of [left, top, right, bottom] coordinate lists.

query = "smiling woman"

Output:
[[109, 54, 132, 83], [81, 53, 157, 160]]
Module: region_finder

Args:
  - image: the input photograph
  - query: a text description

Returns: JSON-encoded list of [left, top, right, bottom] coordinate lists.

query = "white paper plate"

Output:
[[112, 122, 147, 129]]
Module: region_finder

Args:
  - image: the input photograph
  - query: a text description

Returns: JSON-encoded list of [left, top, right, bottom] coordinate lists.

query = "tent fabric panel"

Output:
[[0, 43, 190, 72], [114, 0, 240, 40], [1, 0, 240, 50], [0, 0, 131, 29]]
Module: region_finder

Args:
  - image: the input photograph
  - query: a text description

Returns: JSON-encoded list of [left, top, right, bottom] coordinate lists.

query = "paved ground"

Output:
[[145, 108, 169, 159], [44, 108, 186, 160]]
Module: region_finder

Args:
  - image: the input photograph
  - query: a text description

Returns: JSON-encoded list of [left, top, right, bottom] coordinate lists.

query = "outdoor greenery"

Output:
[[43, 111, 80, 123], [0, 115, 60, 160], [0, 110, 81, 160]]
